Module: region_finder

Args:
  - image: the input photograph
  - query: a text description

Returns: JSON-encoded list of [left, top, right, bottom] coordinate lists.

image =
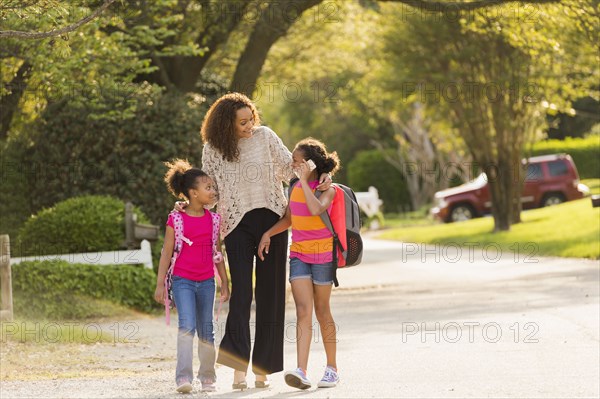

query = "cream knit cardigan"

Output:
[[202, 126, 294, 237]]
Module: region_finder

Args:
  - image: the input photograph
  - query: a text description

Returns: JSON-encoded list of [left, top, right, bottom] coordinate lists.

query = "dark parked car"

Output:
[[431, 154, 590, 223]]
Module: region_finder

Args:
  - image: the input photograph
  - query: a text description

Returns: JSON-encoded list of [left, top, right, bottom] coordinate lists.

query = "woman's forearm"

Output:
[[301, 182, 329, 215], [264, 209, 291, 237]]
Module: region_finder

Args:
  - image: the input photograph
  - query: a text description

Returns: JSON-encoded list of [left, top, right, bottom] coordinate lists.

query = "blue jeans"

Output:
[[171, 275, 216, 383]]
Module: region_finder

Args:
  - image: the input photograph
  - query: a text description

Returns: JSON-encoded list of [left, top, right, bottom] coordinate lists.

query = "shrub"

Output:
[[9, 260, 158, 319], [347, 149, 412, 213], [15, 195, 149, 257], [529, 136, 600, 179]]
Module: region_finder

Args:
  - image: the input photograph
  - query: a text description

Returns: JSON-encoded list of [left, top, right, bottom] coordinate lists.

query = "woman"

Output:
[[179, 92, 330, 389]]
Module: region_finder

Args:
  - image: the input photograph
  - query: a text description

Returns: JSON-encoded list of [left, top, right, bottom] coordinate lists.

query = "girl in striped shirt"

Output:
[[258, 138, 341, 390]]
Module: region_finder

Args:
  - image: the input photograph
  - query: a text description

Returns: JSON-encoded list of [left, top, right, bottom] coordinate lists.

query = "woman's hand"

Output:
[[173, 201, 188, 212], [257, 233, 271, 261], [220, 285, 230, 302], [316, 173, 332, 191], [154, 284, 165, 304]]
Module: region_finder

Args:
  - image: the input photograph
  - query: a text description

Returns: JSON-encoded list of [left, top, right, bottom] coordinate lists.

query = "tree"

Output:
[[372, 103, 469, 210], [2, 0, 573, 230], [256, 0, 398, 175], [382, 0, 598, 231], [0, 1, 164, 139], [0, 0, 117, 39]]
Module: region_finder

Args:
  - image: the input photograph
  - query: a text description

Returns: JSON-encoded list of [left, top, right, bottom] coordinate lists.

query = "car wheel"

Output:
[[450, 204, 475, 222], [542, 193, 564, 207]]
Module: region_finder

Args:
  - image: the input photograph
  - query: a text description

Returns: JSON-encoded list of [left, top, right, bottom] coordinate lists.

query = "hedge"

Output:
[[9, 260, 158, 319], [347, 149, 412, 213], [530, 136, 600, 179], [15, 195, 150, 257]]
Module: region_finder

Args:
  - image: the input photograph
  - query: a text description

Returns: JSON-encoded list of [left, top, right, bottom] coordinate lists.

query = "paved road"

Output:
[[1, 237, 598, 398]]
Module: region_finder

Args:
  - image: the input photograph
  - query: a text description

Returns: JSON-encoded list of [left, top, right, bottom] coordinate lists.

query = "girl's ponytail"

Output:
[[323, 151, 340, 176], [164, 159, 207, 200]]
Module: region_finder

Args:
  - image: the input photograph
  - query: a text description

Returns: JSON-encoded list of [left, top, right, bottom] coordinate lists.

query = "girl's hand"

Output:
[[154, 285, 165, 304], [298, 160, 312, 181], [173, 201, 188, 212], [257, 233, 271, 261], [316, 173, 332, 191], [220, 285, 230, 302]]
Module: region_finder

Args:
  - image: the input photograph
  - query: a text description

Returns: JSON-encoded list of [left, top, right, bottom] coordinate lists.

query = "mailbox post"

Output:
[[0, 235, 13, 321], [124, 202, 159, 249]]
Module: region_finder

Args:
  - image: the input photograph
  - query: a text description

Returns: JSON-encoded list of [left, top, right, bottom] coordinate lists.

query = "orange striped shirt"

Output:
[[289, 180, 333, 264]]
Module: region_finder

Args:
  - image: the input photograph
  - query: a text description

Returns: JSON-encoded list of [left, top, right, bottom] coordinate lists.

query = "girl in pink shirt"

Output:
[[154, 159, 230, 394]]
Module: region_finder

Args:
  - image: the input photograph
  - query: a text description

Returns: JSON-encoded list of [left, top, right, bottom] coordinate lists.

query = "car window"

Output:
[[548, 160, 568, 176], [525, 164, 543, 181]]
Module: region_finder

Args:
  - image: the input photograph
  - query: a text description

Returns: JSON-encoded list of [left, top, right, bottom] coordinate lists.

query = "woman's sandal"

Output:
[[255, 380, 271, 388], [232, 380, 248, 390]]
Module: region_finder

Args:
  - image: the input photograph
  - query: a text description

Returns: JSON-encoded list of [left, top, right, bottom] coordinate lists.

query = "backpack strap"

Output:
[[209, 211, 223, 283], [288, 177, 299, 199], [207, 210, 223, 284], [209, 211, 225, 321], [165, 211, 186, 325]]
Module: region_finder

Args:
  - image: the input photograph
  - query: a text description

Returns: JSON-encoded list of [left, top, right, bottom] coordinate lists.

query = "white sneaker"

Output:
[[284, 368, 311, 390], [317, 366, 339, 388]]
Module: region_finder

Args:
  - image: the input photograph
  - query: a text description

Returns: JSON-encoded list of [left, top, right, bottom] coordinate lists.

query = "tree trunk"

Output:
[[486, 154, 513, 232], [135, 1, 252, 92], [230, 0, 321, 96], [0, 61, 31, 139], [512, 162, 524, 224], [160, 55, 206, 92]]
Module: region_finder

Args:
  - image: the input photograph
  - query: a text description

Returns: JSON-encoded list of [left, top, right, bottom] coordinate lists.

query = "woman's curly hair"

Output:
[[200, 92, 261, 162]]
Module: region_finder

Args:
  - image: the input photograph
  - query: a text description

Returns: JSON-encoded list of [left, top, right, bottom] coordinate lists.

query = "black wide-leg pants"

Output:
[[217, 208, 288, 375]]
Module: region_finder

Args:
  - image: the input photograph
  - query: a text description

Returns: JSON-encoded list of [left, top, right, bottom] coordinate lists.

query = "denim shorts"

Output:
[[289, 257, 335, 286]]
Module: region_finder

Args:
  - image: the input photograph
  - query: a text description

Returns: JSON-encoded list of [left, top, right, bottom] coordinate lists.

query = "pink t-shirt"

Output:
[[166, 211, 215, 282]]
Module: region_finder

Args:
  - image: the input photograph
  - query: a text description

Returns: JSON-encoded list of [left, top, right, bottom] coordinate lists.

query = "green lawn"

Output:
[[379, 183, 600, 259]]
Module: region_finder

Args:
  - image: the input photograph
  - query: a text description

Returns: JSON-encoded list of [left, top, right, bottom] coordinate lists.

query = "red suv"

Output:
[[431, 154, 589, 223]]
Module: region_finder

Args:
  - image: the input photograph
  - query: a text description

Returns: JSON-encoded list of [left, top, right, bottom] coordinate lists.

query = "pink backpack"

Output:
[[163, 210, 223, 325]]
